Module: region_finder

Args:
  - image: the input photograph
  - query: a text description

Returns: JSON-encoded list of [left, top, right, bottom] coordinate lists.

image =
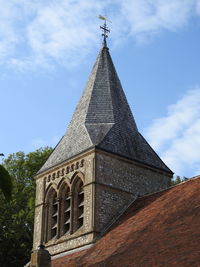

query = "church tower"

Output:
[[31, 23, 173, 263]]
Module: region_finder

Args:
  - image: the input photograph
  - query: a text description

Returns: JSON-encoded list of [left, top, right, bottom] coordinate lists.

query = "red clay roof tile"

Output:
[[52, 176, 200, 267]]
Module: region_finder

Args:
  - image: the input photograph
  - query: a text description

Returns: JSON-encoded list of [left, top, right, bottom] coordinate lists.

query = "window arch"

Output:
[[43, 172, 85, 243], [72, 176, 84, 233], [58, 182, 71, 237], [44, 186, 58, 242]]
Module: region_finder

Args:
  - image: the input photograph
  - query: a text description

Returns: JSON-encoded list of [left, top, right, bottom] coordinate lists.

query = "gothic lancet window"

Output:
[[58, 183, 71, 237], [44, 173, 85, 243], [72, 176, 84, 233], [45, 187, 58, 242]]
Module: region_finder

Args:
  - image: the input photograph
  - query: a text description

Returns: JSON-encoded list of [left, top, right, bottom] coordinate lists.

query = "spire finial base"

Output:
[[102, 37, 107, 48]]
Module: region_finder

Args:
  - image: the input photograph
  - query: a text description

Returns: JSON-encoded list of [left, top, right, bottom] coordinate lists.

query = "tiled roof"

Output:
[[38, 44, 172, 174], [52, 176, 200, 267]]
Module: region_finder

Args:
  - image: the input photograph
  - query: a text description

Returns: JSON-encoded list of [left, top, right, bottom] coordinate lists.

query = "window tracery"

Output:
[[44, 171, 84, 242]]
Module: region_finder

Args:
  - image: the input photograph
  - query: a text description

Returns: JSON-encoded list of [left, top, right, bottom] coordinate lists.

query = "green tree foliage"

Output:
[[171, 175, 189, 186], [0, 147, 52, 267], [0, 164, 12, 200]]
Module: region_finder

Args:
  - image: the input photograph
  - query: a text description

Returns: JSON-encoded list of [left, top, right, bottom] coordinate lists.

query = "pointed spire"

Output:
[[38, 43, 172, 174]]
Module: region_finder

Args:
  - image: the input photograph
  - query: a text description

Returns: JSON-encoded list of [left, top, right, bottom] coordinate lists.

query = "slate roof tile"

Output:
[[38, 45, 172, 174]]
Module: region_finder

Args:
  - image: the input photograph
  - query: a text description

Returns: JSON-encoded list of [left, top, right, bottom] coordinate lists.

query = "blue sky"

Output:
[[1, 0, 200, 178]]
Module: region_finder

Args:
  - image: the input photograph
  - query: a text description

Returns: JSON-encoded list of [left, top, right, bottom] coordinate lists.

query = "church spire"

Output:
[[31, 24, 173, 264], [38, 29, 172, 175]]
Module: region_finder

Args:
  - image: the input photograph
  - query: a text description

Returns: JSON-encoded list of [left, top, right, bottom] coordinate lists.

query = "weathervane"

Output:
[[99, 15, 110, 46]]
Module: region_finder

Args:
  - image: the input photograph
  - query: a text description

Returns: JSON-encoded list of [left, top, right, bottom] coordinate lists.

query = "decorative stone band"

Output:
[[45, 159, 85, 183]]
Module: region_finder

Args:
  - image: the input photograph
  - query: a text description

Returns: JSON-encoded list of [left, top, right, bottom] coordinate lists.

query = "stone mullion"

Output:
[[70, 192, 75, 234], [46, 201, 51, 242], [49, 198, 54, 241], [51, 196, 58, 239], [77, 186, 84, 228], [57, 197, 62, 238], [67, 192, 72, 235], [43, 202, 49, 243]]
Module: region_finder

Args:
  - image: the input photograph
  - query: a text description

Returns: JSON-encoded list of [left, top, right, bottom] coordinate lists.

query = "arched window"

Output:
[[59, 183, 71, 237], [45, 187, 58, 242], [72, 177, 84, 233]]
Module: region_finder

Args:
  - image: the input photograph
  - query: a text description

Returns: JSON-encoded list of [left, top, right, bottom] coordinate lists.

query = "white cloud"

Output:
[[0, 2, 20, 60], [0, 0, 108, 70], [119, 0, 196, 34], [0, 0, 200, 69], [146, 88, 200, 177], [26, 1, 105, 67]]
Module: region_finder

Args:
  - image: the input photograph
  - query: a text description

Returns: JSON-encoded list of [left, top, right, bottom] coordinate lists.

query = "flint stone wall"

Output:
[[94, 151, 171, 232], [32, 149, 172, 256]]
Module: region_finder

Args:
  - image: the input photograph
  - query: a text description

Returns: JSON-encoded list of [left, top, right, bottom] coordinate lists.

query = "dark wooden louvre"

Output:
[[72, 177, 84, 232], [51, 194, 58, 238], [77, 182, 84, 229], [59, 184, 71, 237], [45, 188, 58, 242]]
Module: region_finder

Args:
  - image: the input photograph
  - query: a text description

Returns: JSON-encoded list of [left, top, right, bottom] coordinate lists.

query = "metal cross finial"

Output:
[[99, 15, 110, 47]]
